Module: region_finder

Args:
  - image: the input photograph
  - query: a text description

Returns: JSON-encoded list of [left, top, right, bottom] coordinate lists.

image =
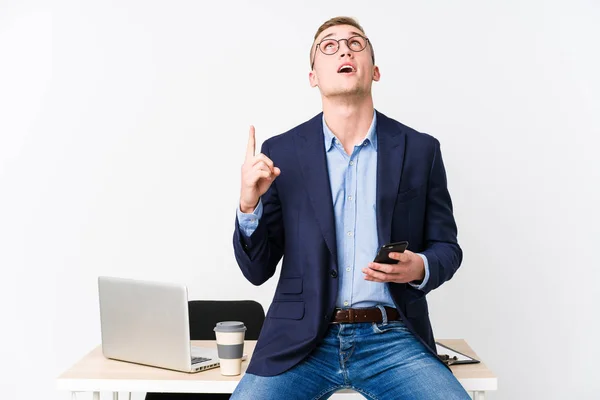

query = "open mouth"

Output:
[[338, 65, 356, 74]]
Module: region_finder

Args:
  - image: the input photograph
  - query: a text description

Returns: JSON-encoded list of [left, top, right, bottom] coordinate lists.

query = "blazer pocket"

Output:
[[406, 297, 429, 318], [278, 277, 303, 294], [396, 185, 424, 203], [269, 301, 305, 320]]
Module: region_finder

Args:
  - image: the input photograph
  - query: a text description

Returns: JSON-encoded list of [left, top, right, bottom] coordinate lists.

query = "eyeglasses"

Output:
[[311, 35, 371, 69]]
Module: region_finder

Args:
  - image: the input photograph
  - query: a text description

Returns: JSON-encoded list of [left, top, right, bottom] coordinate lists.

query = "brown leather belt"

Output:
[[330, 306, 400, 324]]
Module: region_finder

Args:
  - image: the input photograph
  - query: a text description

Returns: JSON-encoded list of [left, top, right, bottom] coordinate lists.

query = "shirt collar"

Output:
[[322, 110, 378, 152]]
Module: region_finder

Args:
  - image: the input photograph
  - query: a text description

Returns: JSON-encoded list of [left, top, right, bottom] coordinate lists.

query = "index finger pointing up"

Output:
[[246, 125, 256, 161]]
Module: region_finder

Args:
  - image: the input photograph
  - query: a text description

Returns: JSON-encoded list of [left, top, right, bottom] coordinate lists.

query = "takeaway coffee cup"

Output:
[[213, 321, 247, 375]]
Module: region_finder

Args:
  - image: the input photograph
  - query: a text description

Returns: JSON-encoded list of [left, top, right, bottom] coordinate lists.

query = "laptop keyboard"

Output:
[[191, 356, 211, 364]]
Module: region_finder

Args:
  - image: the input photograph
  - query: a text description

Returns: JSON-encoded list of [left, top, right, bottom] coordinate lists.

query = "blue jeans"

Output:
[[231, 314, 470, 399]]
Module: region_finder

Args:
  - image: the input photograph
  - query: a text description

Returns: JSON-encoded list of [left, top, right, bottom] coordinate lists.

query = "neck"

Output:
[[322, 94, 375, 148]]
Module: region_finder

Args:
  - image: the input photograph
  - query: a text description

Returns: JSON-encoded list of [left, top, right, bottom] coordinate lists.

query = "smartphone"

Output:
[[373, 241, 409, 264]]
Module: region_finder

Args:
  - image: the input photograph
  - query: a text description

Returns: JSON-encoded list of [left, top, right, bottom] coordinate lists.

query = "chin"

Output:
[[325, 86, 367, 98]]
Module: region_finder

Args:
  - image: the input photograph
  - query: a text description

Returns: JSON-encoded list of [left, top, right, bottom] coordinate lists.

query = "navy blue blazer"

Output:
[[233, 111, 462, 376]]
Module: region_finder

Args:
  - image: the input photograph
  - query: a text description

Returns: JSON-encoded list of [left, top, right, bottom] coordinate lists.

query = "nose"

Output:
[[338, 52, 354, 66], [338, 40, 353, 59]]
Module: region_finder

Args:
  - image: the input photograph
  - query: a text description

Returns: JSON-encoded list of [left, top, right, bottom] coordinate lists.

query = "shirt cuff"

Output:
[[236, 199, 263, 237], [409, 253, 430, 291]]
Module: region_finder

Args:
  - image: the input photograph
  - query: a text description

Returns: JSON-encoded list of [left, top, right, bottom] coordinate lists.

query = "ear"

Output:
[[372, 65, 381, 82], [309, 69, 319, 88]]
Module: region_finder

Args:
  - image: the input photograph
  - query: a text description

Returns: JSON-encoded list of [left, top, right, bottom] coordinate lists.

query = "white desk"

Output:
[[57, 339, 497, 399]]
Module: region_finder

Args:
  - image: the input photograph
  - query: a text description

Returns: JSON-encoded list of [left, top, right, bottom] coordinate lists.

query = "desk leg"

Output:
[[93, 392, 100, 400], [113, 392, 118, 400], [71, 392, 77, 400], [473, 391, 485, 400]]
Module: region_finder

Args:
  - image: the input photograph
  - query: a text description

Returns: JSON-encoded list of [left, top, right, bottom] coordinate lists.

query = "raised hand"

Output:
[[239, 126, 281, 213]]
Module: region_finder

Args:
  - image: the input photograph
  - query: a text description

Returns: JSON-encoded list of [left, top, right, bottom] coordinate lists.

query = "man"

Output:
[[232, 16, 469, 399]]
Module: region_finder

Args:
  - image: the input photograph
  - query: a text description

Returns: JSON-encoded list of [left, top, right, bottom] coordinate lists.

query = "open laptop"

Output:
[[98, 276, 245, 373]]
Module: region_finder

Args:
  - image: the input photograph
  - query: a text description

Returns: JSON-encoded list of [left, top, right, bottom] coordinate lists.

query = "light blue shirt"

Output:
[[237, 111, 430, 309]]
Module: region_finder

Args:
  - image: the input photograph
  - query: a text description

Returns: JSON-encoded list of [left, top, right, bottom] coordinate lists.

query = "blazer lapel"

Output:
[[293, 114, 338, 264], [376, 111, 407, 246]]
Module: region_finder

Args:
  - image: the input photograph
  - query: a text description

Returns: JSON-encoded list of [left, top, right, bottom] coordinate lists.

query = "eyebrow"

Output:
[[319, 31, 364, 41]]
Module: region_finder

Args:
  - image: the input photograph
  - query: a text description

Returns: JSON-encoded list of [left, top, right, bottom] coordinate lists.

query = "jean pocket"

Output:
[[371, 320, 408, 334]]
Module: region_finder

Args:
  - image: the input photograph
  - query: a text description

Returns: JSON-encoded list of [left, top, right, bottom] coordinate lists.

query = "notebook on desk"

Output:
[[98, 276, 246, 373], [436, 342, 480, 365]]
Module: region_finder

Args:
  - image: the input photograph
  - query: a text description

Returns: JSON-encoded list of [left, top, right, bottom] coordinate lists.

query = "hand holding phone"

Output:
[[373, 241, 409, 264]]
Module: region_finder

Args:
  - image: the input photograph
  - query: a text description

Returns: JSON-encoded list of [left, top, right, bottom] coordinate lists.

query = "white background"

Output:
[[1, 1, 598, 399]]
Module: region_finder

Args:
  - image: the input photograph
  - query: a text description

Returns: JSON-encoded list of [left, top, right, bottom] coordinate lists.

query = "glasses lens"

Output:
[[320, 39, 339, 55], [347, 36, 366, 51]]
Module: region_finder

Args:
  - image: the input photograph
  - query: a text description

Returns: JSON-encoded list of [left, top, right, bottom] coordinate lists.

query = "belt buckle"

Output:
[[331, 309, 345, 324]]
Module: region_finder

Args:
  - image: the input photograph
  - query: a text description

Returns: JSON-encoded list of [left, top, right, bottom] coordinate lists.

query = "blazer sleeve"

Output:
[[232, 140, 284, 286], [420, 138, 463, 294]]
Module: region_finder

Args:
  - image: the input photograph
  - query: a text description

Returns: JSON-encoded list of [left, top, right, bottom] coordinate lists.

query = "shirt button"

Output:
[[349, 161, 355, 166], [330, 269, 338, 278], [250, 219, 255, 223], [347, 231, 353, 237], [346, 267, 351, 272], [344, 301, 349, 306], [347, 196, 353, 201]]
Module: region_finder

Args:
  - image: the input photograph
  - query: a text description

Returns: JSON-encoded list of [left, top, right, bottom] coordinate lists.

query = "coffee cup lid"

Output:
[[214, 321, 247, 332]]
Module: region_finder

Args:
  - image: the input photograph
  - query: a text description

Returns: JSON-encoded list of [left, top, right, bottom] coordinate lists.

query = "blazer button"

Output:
[[330, 269, 338, 278]]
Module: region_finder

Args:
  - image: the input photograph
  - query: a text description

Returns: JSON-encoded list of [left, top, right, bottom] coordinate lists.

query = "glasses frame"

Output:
[[311, 34, 372, 70]]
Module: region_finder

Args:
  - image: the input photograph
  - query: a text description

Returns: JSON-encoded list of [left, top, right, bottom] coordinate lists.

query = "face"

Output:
[[309, 24, 380, 98]]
